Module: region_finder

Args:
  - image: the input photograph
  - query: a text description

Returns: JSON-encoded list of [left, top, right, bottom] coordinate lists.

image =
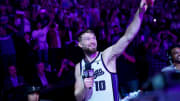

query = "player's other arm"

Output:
[[74, 63, 89, 101], [103, 0, 153, 72]]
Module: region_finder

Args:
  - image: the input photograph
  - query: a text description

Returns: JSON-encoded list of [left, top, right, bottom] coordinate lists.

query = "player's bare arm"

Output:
[[75, 63, 92, 101], [102, 0, 155, 72]]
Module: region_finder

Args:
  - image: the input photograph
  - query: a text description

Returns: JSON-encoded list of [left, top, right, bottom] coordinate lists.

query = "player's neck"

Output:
[[85, 51, 98, 62], [174, 63, 180, 71]]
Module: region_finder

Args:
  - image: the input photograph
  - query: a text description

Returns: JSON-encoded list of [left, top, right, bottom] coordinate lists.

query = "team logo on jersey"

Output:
[[94, 68, 104, 79]]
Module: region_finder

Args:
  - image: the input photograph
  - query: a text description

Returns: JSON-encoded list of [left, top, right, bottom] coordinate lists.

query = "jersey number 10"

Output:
[[95, 80, 106, 91]]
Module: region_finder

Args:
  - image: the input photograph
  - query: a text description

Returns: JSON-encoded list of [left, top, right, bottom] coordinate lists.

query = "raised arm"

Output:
[[102, 0, 155, 72]]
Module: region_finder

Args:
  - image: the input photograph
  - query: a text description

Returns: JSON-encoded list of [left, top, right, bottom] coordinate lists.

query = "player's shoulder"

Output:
[[161, 65, 175, 72], [75, 62, 81, 68], [75, 62, 81, 76]]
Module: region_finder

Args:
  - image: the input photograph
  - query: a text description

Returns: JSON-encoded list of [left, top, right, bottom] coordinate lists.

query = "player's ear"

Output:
[[78, 42, 82, 48]]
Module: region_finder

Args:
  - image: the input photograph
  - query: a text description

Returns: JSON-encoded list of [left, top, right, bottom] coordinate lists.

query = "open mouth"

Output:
[[89, 45, 96, 48]]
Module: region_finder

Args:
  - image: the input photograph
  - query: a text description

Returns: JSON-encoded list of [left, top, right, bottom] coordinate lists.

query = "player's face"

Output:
[[27, 92, 39, 101], [79, 32, 97, 54], [171, 47, 180, 64]]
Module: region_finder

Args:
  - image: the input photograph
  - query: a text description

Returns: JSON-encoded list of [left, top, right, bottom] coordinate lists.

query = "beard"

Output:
[[83, 47, 97, 55]]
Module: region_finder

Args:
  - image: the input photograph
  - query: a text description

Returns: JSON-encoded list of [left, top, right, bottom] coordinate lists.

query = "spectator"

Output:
[[57, 58, 75, 81], [3, 65, 24, 92], [47, 23, 62, 48], [32, 62, 57, 88], [0, 26, 16, 77], [161, 44, 180, 72], [32, 20, 50, 69], [3, 65, 24, 101]]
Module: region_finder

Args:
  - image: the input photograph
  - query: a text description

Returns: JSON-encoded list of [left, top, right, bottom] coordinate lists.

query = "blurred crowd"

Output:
[[0, 0, 180, 100]]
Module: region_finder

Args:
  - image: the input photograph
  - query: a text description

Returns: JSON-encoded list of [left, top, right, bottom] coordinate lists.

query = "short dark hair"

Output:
[[168, 44, 180, 56], [24, 85, 41, 95], [78, 29, 95, 41]]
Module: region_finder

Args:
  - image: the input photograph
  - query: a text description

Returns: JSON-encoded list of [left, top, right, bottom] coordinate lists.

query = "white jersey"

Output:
[[80, 52, 121, 101]]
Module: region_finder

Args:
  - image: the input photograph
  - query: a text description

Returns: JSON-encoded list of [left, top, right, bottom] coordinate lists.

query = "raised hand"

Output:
[[147, 0, 155, 7], [140, 0, 155, 11]]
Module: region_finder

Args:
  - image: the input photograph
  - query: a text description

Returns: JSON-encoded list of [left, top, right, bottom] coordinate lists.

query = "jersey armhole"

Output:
[[101, 54, 117, 74]]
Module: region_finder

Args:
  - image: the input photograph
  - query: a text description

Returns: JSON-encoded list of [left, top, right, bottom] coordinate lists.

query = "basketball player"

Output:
[[74, 0, 155, 101]]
